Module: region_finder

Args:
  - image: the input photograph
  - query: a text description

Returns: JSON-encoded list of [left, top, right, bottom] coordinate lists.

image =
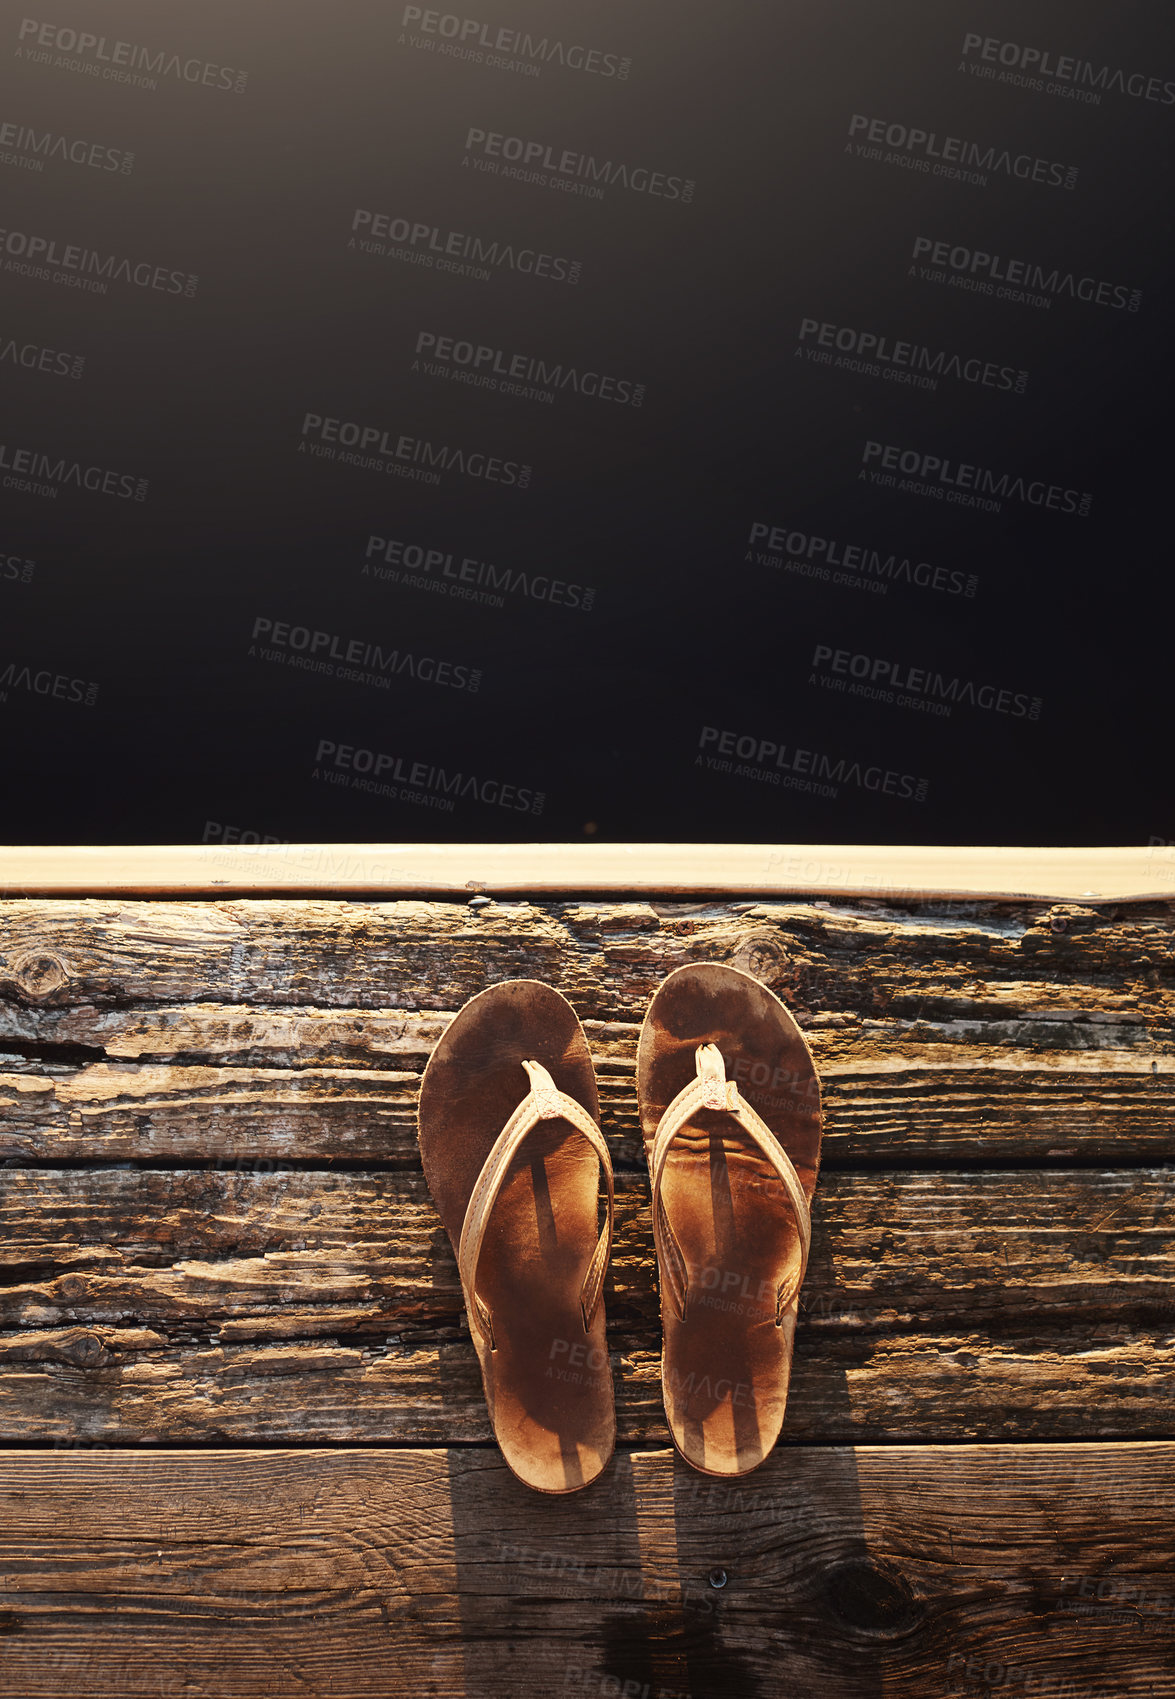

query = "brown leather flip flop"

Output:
[[418, 979, 615, 1493], [637, 963, 822, 1476]]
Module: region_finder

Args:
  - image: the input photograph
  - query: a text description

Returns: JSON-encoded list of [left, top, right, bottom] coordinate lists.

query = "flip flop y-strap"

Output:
[[650, 1043, 811, 1325], [457, 1059, 614, 1351]]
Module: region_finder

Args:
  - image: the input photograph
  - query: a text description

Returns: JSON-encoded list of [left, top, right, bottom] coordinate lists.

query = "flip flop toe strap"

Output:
[[650, 1043, 811, 1324], [458, 1059, 614, 1350]]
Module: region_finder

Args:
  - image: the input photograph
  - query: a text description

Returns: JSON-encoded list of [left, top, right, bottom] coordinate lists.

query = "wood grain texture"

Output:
[[0, 1168, 1171, 1444], [2, 897, 1172, 1162], [3, 1043, 1172, 1163], [0, 891, 1170, 1697], [1, 897, 1173, 1016], [0, 1444, 1172, 1698]]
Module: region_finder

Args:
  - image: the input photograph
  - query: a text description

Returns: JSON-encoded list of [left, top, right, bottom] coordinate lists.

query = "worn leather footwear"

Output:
[[637, 963, 822, 1475], [418, 979, 615, 1493]]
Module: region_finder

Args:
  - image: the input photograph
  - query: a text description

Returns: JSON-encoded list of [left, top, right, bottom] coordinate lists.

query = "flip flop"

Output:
[[637, 963, 822, 1475], [418, 979, 615, 1493]]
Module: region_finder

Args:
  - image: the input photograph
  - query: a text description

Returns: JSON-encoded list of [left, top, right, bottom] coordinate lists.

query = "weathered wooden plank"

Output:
[[4, 1323, 1171, 1445], [3, 899, 1169, 1163], [2, 1005, 1172, 1162], [2, 1050, 1170, 1162], [1, 999, 1161, 1067], [1, 899, 1172, 1018], [4, 840, 1173, 898], [0, 1169, 1170, 1443], [0, 1062, 421, 1161], [1, 1168, 1170, 1336], [0, 1443, 1171, 1697]]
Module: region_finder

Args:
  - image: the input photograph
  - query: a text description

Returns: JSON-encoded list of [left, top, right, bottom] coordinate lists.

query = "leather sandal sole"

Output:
[[419, 979, 615, 1493], [637, 963, 822, 1476]]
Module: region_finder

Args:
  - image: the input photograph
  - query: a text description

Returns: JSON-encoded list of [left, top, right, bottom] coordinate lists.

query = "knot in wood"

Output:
[[821, 1557, 919, 1638], [64, 1331, 106, 1367], [7, 948, 71, 1001], [731, 929, 788, 987]]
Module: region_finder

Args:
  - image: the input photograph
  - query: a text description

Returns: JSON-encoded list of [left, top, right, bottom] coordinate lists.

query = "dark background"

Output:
[[1, 0, 1171, 846]]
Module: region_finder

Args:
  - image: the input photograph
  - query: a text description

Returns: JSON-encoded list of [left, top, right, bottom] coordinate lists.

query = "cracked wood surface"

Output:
[[0, 1167, 1171, 1443], [0, 1444, 1173, 1698], [0, 894, 1172, 1696], [3, 1042, 1171, 1163], [0, 896, 1172, 1445], [0, 898, 1171, 1019], [1, 897, 1172, 1164]]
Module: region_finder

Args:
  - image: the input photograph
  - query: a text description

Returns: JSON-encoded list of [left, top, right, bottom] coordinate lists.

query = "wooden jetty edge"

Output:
[[1, 841, 1173, 900], [1, 843, 1172, 1695]]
